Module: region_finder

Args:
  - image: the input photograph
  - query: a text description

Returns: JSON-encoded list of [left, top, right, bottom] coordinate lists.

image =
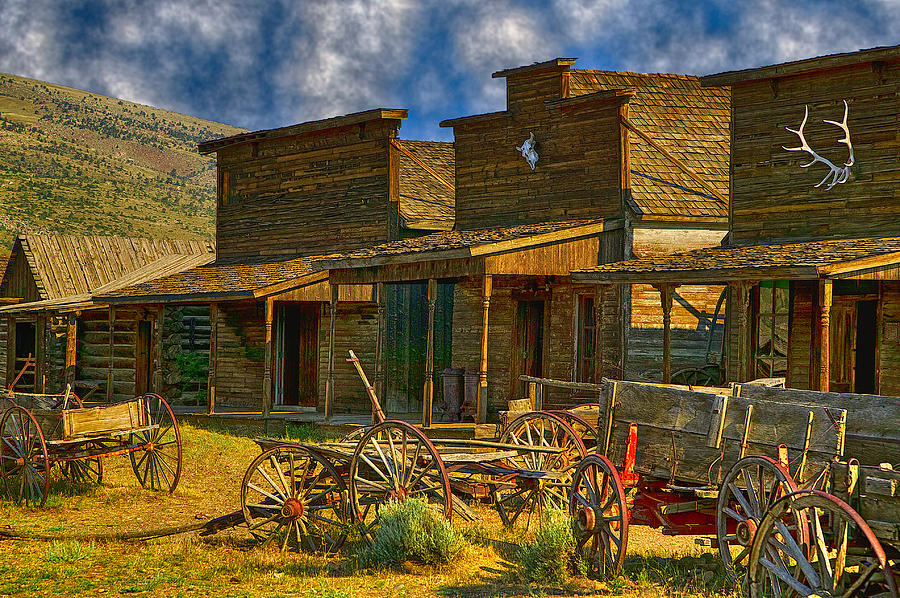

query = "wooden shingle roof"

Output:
[[571, 237, 900, 283], [0, 235, 214, 301], [95, 255, 324, 302], [396, 139, 455, 231], [569, 70, 730, 220]]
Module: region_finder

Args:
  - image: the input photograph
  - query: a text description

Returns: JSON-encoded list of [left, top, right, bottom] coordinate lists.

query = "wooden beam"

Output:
[[730, 281, 752, 382], [325, 284, 338, 421], [656, 284, 676, 384], [423, 279, 436, 427], [477, 275, 492, 423], [374, 283, 385, 424], [207, 303, 218, 415], [619, 115, 726, 204], [106, 306, 115, 401], [64, 313, 77, 390], [153, 305, 164, 394], [35, 315, 45, 393], [263, 298, 274, 416], [6, 315, 15, 388], [817, 279, 833, 392]]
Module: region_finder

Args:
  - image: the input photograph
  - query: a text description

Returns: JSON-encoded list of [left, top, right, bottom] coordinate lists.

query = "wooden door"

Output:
[[854, 300, 877, 394], [829, 299, 856, 393], [135, 320, 152, 396], [510, 300, 545, 398], [277, 304, 319, 407]]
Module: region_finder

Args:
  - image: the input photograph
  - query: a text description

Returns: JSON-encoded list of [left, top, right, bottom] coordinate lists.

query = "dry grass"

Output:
[[0, 422, 738, 597]]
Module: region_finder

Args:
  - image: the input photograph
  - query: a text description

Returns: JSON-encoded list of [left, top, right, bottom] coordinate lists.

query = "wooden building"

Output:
[[0, 235, 214, 399], [573, 45, 900, 395], [321, 58, 732, 423], [97, 109, 456, 416]]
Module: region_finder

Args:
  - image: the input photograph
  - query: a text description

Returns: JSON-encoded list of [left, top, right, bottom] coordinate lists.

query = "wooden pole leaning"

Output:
[[324, 284, 338, 421], [263, 298, 274, 416], [422, 278, 437, 428], [347, 349, 385, 424], [477, 275, 493, 424]]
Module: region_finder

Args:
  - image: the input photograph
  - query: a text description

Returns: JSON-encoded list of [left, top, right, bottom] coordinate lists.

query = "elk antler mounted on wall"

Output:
[[783, 100, 854, 191]]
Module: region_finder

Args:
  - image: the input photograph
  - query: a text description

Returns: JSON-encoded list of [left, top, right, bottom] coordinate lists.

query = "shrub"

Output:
[[44, 540, 95, 563], [514, 509, 575, 585], [362, 498, 464, 568]]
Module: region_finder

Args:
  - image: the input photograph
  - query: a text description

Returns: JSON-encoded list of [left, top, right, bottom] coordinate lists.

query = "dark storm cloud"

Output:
[[0, 0, 897, 138]]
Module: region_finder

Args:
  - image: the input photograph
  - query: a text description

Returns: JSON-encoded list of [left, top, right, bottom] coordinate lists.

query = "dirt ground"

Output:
[[0, 422, 739, 598]]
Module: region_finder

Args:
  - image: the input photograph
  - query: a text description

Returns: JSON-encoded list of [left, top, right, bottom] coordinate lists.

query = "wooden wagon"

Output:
[[735, 385, 900, 597], [0, 390, 183, 507]]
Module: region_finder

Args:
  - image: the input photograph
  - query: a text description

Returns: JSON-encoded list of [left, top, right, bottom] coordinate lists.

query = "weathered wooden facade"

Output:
[[324, 59, 732, 423], [0, 235, 214, 401], [98, 109, 456, 416], [574, 45, 900, 395]]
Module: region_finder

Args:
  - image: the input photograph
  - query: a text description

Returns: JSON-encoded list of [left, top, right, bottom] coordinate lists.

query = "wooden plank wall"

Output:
[[787, 281, 815, 389], [731, 60, 900, 243], [214, 301, 265, 407], [626, 283, 726, 381], [215, 119, 399, 262], [878, 281, 900, 395], [316, 302, 379, 414], [450, 93, 623, 229]]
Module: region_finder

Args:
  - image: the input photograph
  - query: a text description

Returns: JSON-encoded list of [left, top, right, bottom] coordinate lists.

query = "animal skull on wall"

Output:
[[516, 132, 539, 171]]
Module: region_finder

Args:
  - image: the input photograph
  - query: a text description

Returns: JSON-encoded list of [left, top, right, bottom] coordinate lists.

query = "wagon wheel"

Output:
[[0, 406, 51, 507], [493, 412, 587, 529], [748, 490, 897, 598], [569, 454, 629, 579], [349, 420, 451, 545], [338, 426, 369, 444], [129, 393, 182, 493], [60, 450, 103, 486], [546, 409, 599, 448], [671, 364, 721, 386], [716, 455, 806, 583], [241, 445, 348, 553]]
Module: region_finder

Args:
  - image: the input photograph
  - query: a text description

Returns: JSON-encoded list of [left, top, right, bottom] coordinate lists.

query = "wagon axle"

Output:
[[734, 517, 757, 547], [280, 498, 305, 519]]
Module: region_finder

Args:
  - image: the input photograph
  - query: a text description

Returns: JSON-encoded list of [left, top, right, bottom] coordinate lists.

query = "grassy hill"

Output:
[[0, 72, 246, 262]]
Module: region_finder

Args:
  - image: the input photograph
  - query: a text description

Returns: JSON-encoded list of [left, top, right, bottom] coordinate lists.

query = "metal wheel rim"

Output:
[[748, 490, 897, 598], [569, 454, 629, 579], [494, 411, 587, 529], [716, 455, 804, 582], [349, 420, 451, 545], [129, 394, 182, 492], [240, 445, 348, 553], [0, 406, 51, 507]]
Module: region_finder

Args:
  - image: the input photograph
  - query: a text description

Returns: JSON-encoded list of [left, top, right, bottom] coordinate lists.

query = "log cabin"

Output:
[[573, 44, 900, 395], [96, 109, 455, 416], [0, 235, 214, 400], [320, 58, 732, 423]]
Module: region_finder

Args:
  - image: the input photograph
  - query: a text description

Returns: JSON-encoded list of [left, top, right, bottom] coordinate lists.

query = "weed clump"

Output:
[[514, 509, 575, 585], [361, 498, 465, 568], [44, 540, 95, 563]]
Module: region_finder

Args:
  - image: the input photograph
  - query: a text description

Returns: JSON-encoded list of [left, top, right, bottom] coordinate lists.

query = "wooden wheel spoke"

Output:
[[248, 513, 281, 531], [247, 481, 286, 505], [759, 555, 815, 595], [730, 481, 755, 516]]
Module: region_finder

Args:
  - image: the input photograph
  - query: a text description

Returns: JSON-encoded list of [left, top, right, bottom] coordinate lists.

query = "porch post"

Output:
[[64, 313, 77, 390], [657, 283, 675, 384], [6, 315, 15, 388], [730, 281, 752, 382], [263, 298, 273, 416], [477, 275, 492, 423], [207, 303, 218, 414], [325, 284, 338, 421], [153, 305, 165, 394], [422, 278, 436, 427], [816, 279, 833, 392], [35, 315, 46, 393], [374, 282, 385, 424], [106, 306, 115, 401]]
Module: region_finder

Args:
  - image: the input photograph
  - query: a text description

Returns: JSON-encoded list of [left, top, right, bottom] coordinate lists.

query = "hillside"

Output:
[[0, 72, 246, 262]]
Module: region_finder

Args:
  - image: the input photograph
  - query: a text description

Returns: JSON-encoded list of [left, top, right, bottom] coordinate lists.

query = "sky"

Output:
[[1, 0, 898, 141]]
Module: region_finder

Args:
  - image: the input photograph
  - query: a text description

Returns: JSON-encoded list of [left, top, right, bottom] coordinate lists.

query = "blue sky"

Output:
[[1, 0, 898, 141]]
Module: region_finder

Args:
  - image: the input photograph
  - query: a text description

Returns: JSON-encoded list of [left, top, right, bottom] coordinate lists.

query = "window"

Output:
[[753, 281, 790, 378], [575, 294, 596, 382]]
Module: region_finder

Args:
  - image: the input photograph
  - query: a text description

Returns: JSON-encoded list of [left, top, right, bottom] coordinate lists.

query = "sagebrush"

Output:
[[361, 498, 465, 567], [514, 509, 575, 584]]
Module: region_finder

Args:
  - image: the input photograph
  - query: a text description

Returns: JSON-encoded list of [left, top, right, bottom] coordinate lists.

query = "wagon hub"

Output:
[[281, 498, 304, 520], [388, 485, 408, 501], [576, 506, 596, 532], [735, 518, 757, 546]]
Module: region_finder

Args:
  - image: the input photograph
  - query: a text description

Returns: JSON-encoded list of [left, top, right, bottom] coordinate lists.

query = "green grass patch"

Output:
[[44, 540, 95, 563]]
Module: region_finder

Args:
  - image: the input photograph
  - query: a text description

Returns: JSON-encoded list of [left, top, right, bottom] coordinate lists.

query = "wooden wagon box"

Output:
[[60, 400, 144, 440]]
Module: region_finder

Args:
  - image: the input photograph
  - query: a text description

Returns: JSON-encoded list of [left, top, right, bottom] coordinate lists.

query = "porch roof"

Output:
[[571, 237, 900, 283], [94, 255, 329, 304]]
